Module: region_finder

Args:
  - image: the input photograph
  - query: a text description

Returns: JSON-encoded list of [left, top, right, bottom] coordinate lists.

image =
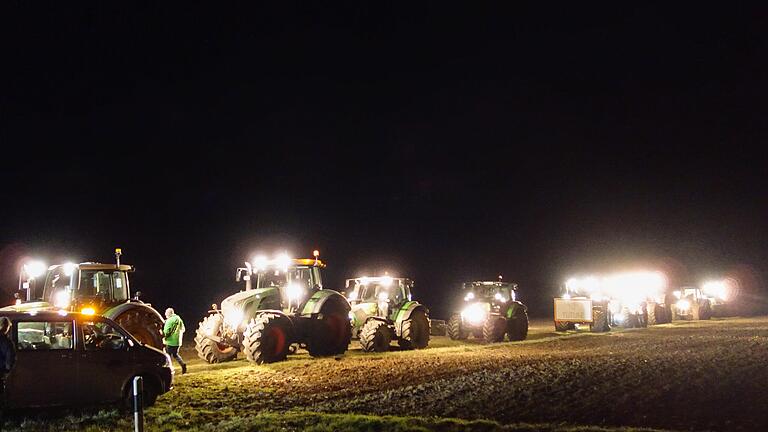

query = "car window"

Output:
[[82, 321, 128, 351], [17, 321, 74, 351]]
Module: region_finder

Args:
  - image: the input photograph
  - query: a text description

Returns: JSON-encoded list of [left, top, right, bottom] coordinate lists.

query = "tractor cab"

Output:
[[346, 276, 413, 318], [235, 254, 325, 313], [462, 281, 517, 311], [41, 263, 133, 312]]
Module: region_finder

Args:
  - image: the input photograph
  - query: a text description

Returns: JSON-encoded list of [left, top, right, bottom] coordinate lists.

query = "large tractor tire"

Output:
[[507, 309, 529, 341], [626, 310, 647, 328], [692, 301, 712, 321], [554, 321, 575, 332], [243, 313, 293, 364], [483, 316, 507, 343], [647, 302, 666, 326], [194, 314, 238, 364], [590, 306, 610, 332], [447, 313, 467, 340], [359, 319, 391, 352], [398, 309, 430, 349], [307, 299, 352, 357], [114, 308, 164, 349]]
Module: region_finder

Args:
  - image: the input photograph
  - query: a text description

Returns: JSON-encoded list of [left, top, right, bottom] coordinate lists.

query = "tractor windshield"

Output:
[[78, 270, 129, 303], [357, 280, 406, 304], [255, 267, 315, 290], [464, 284, 513, 302]]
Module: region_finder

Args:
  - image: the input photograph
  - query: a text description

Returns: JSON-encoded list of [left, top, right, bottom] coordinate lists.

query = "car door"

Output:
[[7, 318, 77, 407], [76, 317, 135, 405]]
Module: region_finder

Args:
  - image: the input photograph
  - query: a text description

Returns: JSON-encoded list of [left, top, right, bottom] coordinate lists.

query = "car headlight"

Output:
[[676, 299, 691, 311], [461, 303, 487, 325]]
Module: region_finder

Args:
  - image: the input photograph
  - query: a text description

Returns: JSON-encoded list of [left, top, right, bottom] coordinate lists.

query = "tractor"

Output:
[[345, 276, 430, 352], [671, 286, 713, 320], [554, 272, 672, 332], [447, 280, 529, 343], [194, 251, 352, 364], [9, 249, 165, 348]]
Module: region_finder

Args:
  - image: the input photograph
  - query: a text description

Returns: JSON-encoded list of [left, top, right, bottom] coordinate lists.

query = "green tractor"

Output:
[[346, 276, 430, 352], [8, 249, 165, 349], [194, 251, 352, 364], [447, 280, 529, 343]]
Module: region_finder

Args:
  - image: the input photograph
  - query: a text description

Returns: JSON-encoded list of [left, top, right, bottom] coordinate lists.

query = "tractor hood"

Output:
[[221, 288, 277, 315]]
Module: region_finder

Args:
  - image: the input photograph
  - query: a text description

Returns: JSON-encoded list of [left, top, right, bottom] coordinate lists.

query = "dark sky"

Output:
[[2, 3, 767, 320]]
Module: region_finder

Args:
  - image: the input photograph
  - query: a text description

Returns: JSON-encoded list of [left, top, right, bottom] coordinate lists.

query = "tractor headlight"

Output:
[[287, 283, 304, 302], [676, 299, 691, 311], [224, 308, 245, 329], [494, 292, 507, 302], [464, 292, 475, 301], [54, 290, 71, 309], [461, 303, 487, 325]]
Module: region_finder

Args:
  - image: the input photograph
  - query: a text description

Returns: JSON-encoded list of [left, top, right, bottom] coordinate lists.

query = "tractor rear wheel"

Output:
[[693, 301, 712, 320], [307, 300, 352, 357], [243, 313, 293, 364], [194, 314, 238, 364], [483, 317, 506, 343], [359, 319, 391, 352], [398, 309, 430, 349], [114, 308, 164, 349], [590, 306, 610, 332], [447, 313, 467, 340], [647, 302, 664, 326], [507, 309, 529, 341]]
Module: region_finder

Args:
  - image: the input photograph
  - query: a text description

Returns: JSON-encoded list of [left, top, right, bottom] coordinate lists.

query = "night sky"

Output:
[[2, 3, 767, 321]]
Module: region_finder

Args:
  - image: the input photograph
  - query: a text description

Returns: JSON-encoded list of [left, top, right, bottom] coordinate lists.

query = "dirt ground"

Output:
[[6, 317, 768, 431]]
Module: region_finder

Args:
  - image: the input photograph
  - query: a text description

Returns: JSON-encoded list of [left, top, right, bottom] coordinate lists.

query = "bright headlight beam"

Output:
[[461, 303, 487, 325], [23, 260, 47, 279]]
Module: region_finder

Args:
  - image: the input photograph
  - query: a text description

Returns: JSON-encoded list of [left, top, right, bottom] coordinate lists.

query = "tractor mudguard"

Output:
[[104, 302, 164, 323], [393, 301, 428, 336], [299, 289, 350, 317], [505, 301, 527, 318]]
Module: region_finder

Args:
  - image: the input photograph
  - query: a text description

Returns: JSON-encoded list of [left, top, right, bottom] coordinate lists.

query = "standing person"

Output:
[[163, 308, 187, 374], [0, 317, 16, 429]]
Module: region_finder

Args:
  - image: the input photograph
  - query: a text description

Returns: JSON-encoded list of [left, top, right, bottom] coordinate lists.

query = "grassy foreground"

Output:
[[7, 410, 670, 432]]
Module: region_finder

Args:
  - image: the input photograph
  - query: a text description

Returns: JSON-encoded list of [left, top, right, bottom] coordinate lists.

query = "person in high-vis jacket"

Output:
[[163, 308, 187, 374]]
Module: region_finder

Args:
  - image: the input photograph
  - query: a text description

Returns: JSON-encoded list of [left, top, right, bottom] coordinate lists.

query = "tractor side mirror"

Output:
[[133, 291, 142, 301], [235, 268, 249, 282]]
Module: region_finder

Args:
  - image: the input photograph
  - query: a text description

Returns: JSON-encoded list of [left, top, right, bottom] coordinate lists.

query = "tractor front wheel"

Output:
[[399, 309, 430, 349], [243, 313, 293, 364], [114, 308, 164, 349], [483, 316, 506, 343], [194, 314, 238, 364], [447, 313, 467, 340], [359, 319, 391, 352]]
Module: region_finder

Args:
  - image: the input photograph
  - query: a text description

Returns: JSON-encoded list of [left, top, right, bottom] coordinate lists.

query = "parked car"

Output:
[[0, 309, 173, 408]]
